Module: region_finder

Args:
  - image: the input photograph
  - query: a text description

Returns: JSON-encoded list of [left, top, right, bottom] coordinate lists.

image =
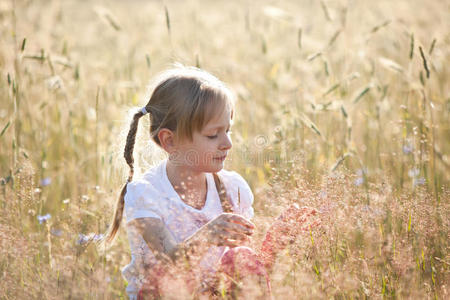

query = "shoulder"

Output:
[[125, 178, 159, 198], [124, 178, 167, 223], [126, 162, 164, 198]]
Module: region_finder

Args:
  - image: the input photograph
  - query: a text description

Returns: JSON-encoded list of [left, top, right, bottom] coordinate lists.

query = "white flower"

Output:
[[408, 168, 420, 178]]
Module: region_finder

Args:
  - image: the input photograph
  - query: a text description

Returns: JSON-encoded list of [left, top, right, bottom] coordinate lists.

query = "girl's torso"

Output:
[[122, 158, 254, 296]]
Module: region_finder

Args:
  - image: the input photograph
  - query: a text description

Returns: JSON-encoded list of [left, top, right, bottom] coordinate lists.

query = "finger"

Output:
[[214, 229, 229, 245], [224, 224, 253, 236], [214, 230, 230, 246], [224, 236, 248, 248], [215, 230, 247, 247], [224, 230, 249, 242], [224, 222, 254, 235], [226, 214, 255, 229], [223, 239, 241, 248]]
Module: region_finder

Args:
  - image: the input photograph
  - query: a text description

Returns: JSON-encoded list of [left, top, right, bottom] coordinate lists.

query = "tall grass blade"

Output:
[[21, 38, 26, 52], [0, 121, 11, 138], [419, 46, 430, 78], [307, 52, 322, 61], [370, 20, 391, 34], [379, 57, 404, 73], [409, 33, 414, 60], [331, 152, 351, 172], [340, 105, 348, 118], [353, 86, 371, 104], [297, 28, 302, 49], [320, 1, 332, 21], [145, 54, 151, 69], [300, 113, 322, 137], [429, 38, 436, 55], [327, 30, 341, 48], [323, 83, 340, 96], [165, 6, 171, 35]]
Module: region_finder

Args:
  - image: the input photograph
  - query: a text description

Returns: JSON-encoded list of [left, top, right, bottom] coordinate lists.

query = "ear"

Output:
[[158, 128, 177, 153]]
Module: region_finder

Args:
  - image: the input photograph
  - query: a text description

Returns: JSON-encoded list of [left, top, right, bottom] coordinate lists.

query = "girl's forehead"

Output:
[[203, 107, 233, 130]]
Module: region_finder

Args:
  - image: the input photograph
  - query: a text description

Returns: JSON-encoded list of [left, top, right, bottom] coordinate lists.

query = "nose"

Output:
[[220, 133, 233, 150]]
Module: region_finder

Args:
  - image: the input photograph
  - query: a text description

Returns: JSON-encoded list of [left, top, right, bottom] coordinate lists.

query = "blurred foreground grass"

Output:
[[0, 0, 448, 298]]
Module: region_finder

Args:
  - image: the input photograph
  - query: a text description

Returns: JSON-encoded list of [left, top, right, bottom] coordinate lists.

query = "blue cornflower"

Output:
[[402, 144, 413, 154], [37, 213, 51, 224], [413, 177, 426, 186], [77, 233, 105, 245], [40, 177, 52, 186], [354, 177, 364, 186], [50, 228, 63, 237]]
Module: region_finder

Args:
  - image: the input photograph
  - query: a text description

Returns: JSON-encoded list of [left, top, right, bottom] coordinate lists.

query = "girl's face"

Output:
[[171, 106, 233, 173]]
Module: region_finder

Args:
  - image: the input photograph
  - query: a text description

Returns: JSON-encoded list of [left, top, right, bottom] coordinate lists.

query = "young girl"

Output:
[[104, 66, 318, 299]]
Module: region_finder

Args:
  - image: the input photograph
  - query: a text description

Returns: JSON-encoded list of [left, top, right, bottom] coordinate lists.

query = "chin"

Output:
[[206, 161, 225, 173]]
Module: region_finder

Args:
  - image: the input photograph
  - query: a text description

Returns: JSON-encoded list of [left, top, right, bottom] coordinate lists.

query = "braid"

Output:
[[124, 111, 145, 181], [105, 109, 146, 244]]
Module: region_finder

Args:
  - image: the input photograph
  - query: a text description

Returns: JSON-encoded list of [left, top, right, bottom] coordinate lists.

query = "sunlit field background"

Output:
[[1, 0, 449, 298]]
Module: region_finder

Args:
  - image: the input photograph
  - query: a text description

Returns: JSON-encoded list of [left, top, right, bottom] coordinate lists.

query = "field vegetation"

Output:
[[0, 0, 448, 298]]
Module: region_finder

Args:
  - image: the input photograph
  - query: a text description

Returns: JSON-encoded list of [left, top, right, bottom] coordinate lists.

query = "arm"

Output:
[[129, 217, 206, 265], [130, 213, 255, 265]]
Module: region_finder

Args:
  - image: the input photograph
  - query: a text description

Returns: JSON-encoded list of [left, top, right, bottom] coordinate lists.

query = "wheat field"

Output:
[[0, 0, 449, 299]]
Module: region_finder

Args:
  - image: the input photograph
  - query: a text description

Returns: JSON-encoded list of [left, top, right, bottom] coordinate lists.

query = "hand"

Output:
[[203, 213, 255, 247]]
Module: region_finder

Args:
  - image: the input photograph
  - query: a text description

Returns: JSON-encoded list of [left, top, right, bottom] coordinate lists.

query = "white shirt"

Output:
[[122, 158, 254, 297]]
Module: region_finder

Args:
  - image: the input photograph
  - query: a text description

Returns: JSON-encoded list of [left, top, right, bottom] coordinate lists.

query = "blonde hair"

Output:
[[104, 65, 235, 243]]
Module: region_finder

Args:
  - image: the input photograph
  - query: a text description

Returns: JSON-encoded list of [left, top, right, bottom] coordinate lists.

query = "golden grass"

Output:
[[0, 0, 448, 298]]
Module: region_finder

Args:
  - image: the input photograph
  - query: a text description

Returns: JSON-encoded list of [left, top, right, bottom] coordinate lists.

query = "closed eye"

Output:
[[206, 128, 231, 139]]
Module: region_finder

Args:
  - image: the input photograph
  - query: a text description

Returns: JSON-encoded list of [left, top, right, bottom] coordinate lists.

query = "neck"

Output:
[[166, 159, 207, 197]]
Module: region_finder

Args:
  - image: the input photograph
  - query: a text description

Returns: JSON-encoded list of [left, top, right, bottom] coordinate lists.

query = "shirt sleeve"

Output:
[[124, 179, 164, 223]]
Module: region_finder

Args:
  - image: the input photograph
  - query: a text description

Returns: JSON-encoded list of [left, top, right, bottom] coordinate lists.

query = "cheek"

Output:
[[200, 139, 215, 149], [200, 141, 219, 159], [200, 143, 214, 156]]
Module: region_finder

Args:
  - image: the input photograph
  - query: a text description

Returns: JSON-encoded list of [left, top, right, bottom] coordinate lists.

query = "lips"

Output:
[[214, 155, 227, 161]]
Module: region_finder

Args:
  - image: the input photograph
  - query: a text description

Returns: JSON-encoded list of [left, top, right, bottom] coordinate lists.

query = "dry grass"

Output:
[[0, 0, 449, 298]]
